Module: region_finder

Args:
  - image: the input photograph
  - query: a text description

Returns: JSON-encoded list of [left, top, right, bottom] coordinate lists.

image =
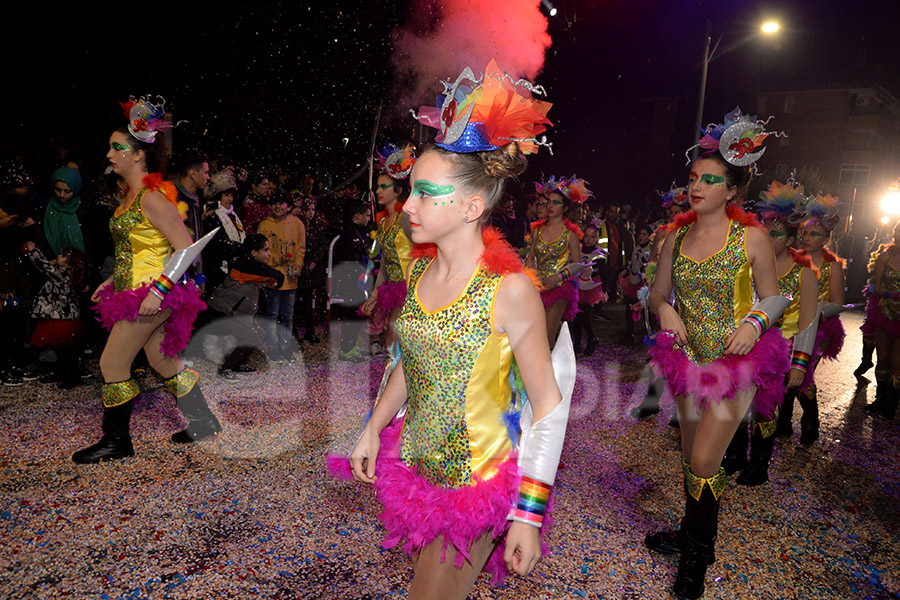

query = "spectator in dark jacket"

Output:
[[331, 201, 373, 361], [205, 233, 284, 378]]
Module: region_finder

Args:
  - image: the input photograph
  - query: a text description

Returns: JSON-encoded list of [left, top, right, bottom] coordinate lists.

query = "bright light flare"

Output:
[[881, 216, 891, 225], [761, 21, 780, 34], [549, 7, 557, 16], [881, 192, 900, 215]]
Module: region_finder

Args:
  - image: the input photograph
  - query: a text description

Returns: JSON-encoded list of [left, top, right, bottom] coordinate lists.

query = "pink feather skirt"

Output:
[[648, 328, 791, 420], [93, 282, 205, 357], [327, 420, 553, 585], [860, 296, 900, 337], [541, 281, 579, 321], [361, 280, 407, 335]]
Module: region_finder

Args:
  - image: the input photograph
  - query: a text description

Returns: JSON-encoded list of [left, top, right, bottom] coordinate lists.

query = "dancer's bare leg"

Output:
[[409, 531, 497, 600]]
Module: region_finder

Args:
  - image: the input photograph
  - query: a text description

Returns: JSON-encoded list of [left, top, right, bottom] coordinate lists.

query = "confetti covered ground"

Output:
[[1, 309, 898, 599]]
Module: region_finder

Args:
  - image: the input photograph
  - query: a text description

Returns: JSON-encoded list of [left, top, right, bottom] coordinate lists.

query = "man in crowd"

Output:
[[330, 201, 372, 362], [171, 149, 210, 240]]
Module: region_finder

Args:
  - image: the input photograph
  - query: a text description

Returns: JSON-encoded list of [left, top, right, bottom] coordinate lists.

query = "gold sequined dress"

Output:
[[530, 219, 580, 320], [367, 228, 550, 584], [811, 251, 846, 360], [372, 211, 412, 316], [94, 183, 205, 357], [647, 212, 791, 417]]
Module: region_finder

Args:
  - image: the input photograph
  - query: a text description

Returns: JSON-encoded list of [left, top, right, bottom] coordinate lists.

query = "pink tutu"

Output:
[[860, 296, 900, 337], [93, 282, 205, 357], [649, 328, 791, 420], [541, 280, 579, 320], [327, 420, 553, 586]]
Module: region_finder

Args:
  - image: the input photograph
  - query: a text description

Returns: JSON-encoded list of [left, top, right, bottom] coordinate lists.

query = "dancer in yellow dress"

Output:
[[73, 96, 220, 463]]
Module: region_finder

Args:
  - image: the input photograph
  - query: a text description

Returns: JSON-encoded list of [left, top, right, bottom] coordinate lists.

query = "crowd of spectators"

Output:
[[1, 140, 679, 388]]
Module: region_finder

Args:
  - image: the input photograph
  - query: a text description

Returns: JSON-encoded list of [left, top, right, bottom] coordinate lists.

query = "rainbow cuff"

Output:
[[558, 267, 572, 281], [510, 476, 551, 527], [151, 274, 175, 300], [791, 350, 811, 373], [741, 310, 769, 339]]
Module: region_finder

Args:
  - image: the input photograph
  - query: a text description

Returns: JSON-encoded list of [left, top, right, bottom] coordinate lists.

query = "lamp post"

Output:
[[690, 19, 781, 163]]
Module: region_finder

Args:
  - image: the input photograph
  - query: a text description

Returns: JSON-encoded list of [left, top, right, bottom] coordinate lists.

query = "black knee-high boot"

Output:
[[164, 368, 221, 443], [673, 467, 724, 599], [774, 389, 795, 437], [645, 457, 693, 555], [865, 369, 891, 415], [72, 380, 139, 463], [737, 419, 777, 486], [854, 334, 875, 378], [722, 422, 749, 475], [797, 386, 819, 446]]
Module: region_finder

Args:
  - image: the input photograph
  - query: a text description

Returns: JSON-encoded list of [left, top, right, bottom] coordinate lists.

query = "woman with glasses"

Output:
[[525, 177, 589, 348]]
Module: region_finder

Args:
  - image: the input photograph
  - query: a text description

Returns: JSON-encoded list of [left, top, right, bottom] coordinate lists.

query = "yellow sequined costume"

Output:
[[531, 220, 579, 320], [648, 213, 791, 416], [372, 212, 411, 315], [367, 230, 548, 584], [95, 186, 205, 356]]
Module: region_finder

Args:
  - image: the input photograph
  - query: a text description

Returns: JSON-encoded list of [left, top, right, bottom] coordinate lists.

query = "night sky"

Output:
[[4, 0, 899, 202]]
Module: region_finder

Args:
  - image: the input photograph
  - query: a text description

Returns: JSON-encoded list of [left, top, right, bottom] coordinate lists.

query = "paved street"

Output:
[[1, 309, 897, 599]]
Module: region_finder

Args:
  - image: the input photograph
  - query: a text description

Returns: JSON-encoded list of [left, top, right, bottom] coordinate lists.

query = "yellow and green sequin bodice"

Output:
[[378, 214, 412, 283], [533, 227, 572, 281], [880, 260, 900, 321], [816, 260, 832, 302], [396, 257, 515, 489], [777, 262, 803, 338], [110, 188, 173, 292], [671, 220, 754, 363]]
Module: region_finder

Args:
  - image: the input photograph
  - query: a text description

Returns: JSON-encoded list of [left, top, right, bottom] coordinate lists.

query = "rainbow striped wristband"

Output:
[[150, 275, 175, 300], [511, 476, 551, 527], [790, 350, 811, 373], [740, 310, 769, 339]]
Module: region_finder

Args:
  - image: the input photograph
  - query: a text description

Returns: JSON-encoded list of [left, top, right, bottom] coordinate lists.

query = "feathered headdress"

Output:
[[120, 95, 175, 143], [535, 175, 593, 205], [204, 170, 238, 200], [805, 192, 841, 231], [658, 182, 688, 209], [755, 178, 809, 226], [686, 107, 785, 166], [412, 59, 553, 155], [375, 143, 417, 180]]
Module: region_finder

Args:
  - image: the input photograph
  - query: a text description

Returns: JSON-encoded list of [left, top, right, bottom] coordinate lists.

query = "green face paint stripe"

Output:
[[413, 180, 455, 198], [112, 142, 130, 151], [698, 174, 725, 185]]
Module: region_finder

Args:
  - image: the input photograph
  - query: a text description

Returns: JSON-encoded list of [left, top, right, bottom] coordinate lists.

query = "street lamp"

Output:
[[691, 19, 782, 161]]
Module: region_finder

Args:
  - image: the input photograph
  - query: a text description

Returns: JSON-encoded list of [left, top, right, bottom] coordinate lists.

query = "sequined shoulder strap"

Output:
[[407, 256, 431, 286], [671, 222, 691, 259]]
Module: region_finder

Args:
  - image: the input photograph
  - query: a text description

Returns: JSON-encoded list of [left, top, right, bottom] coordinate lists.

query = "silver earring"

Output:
[[464, 216, 469, 222]]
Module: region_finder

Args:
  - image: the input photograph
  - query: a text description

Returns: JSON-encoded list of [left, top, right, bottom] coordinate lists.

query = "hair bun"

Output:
[[482, 143, 527, 179]]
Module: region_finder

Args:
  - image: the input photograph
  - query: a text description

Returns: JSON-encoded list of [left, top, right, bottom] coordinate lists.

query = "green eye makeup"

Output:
[[112, 142, 130, 152], [377, 183, 395, 190], [550, 198, 565, 206], [805, 231, 828, 238], [698, 174, 725, 186], [768, 230, 787, 238], [413, 180, 456, 205]]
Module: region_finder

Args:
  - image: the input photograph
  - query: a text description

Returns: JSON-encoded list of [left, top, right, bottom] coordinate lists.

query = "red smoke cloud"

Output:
[[391, 0, 552, 113]]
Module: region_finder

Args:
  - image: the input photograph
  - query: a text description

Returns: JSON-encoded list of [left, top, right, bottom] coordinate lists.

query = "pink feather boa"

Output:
[[540, 280, 579, 320], [649, 328, 791, 419], [326, 420, 553, 586], [860, 295, 900, 337], [93, 282, 205, 357]]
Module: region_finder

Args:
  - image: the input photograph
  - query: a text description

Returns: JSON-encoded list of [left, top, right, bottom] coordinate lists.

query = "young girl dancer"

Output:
[[645, 109, 790, 598], [73, 96, 220, 463], [359, 144, 416, 352], [526, 176, 590, 348], [342, 60, 570, 598]]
